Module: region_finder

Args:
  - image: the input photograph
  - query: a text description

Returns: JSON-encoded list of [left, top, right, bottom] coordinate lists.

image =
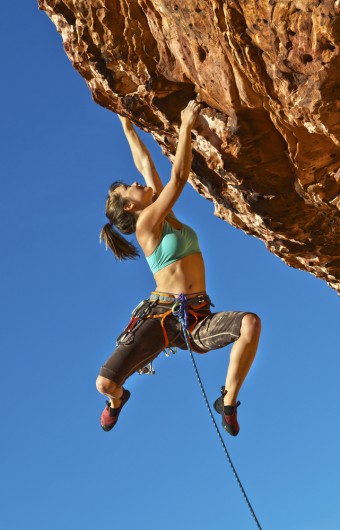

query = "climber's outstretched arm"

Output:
[[118, 116, 164, 195]]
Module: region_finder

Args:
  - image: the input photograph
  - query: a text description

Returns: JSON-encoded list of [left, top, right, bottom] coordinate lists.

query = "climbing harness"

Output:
[[148, 291, 210, 349], [171, 294, 263, 530], [126, 292, 208, 375]]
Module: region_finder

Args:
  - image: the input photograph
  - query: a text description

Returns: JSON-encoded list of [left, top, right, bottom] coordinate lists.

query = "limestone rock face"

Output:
[[39, 0, 340, 293]]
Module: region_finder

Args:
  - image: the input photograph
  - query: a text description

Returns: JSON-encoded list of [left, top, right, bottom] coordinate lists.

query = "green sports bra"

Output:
[[146, 217, 201, 274]]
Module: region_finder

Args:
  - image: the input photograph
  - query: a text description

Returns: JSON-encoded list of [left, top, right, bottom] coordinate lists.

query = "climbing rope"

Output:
[[172, 295, 263, 530]]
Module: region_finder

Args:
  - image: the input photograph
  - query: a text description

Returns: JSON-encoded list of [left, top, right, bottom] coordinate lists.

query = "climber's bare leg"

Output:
[[223, 314, 261, 406], [96, 376, 123, 408]]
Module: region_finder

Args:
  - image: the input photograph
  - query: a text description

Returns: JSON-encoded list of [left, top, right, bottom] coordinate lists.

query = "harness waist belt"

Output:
[[150, 292, 210, 306]]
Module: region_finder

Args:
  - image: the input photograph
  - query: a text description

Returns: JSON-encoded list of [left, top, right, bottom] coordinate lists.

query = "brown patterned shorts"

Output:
[[99, 292, 251, 387]]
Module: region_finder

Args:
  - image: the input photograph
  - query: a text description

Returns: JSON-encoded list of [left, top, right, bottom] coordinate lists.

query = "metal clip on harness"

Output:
[[116, 299, 156, 346]]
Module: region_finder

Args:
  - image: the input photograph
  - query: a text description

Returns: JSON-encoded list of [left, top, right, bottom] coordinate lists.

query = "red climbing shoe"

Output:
[[213, 388, 240, 437], [100, 388, 131, 432], [221, 402, 240, 437]]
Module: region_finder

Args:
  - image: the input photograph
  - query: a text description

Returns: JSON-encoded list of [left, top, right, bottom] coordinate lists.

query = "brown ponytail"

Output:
[[100, 181, 140, 261]]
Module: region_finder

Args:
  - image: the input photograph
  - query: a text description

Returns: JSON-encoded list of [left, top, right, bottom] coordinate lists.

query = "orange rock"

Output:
[[39, 0, 340, 293]]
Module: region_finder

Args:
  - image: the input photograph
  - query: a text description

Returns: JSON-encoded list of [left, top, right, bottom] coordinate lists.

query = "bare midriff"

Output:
[[152, 252, 206, 296]]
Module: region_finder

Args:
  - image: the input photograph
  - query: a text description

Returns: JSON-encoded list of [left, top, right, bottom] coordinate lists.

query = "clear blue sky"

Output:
[[1, 3, 339, 530]]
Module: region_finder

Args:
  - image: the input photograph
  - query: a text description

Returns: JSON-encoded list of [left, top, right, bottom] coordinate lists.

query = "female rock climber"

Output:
[[96, 100, 261, 437]]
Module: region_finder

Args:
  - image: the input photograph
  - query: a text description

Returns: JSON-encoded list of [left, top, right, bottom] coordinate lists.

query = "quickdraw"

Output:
[[116, 299, 157, 346], [137, 345, 177, 376]]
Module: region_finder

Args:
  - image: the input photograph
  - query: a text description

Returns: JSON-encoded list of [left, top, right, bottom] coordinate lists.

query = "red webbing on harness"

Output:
[[147, 302, 209, 349]]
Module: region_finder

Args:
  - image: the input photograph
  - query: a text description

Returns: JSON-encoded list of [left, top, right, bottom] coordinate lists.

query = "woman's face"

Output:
[[117, 182, 153, 211]]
